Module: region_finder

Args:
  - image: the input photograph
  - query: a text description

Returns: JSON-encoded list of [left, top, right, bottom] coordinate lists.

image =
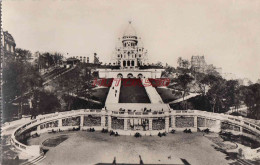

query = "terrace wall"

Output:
[[10, 109, 260, 157]]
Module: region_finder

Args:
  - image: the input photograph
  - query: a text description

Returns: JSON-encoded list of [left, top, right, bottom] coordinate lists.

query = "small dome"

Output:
[[123, 21, 137, 37]]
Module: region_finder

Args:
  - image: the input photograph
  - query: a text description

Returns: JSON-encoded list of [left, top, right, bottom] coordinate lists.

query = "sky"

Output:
[[2, 0, 260, 81]]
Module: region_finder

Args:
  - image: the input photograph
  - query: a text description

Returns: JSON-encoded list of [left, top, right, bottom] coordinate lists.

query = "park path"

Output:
[[168, 92, 199, 104], [105, 78, 121, 106], [43, 66, 76, 85], [141, 78, 164, 104], [69, 93, 102, 104]]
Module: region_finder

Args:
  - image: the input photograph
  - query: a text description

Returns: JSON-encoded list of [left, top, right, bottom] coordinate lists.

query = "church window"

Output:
[[139, 55, 141, 57]]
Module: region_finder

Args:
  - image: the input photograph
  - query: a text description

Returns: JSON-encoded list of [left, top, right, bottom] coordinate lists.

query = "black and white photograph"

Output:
[[1, 0, 260, 165]]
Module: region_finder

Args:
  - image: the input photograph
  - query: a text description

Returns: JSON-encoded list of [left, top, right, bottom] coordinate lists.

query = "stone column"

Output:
[[80, 115, 84, 130], [37, 125, 41, 134], [58, 118, 62, 127], [171, 115, 176, 128], [149, 118, 153, 131], [108, 116, 112, 131], [58, 118, 63, 131], [216, 120, 222, 133], [101, 116, 106, 128], [194, 116, 198, 132], [124, 118, 128, 131], [240, 126, 243, 133], [165, 116, 169, 133], [101, 109, 106, 128]]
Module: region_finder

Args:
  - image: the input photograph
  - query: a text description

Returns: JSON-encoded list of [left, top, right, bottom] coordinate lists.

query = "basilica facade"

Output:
[[98, 22, 163, 79], [113, 22, 148, 69]]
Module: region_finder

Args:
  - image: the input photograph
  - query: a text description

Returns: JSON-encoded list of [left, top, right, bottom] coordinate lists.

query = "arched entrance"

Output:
[[131, 60, 135, 66], [127, 73, 133, 78], [117, 73, 123, 78], [137, 73, 143, 78]]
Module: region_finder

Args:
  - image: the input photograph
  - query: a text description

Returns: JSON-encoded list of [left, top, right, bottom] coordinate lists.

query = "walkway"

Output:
[[141, 78, 164, 104], [69, 93, 102, 104], [105, 78, 170, 111], [105, 78, 121, 106], [168, 93, 199, 104], [43, 66, 76, 85]]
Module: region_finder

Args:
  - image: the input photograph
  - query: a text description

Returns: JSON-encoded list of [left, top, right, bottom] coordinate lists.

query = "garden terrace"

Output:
[[156, 87, 183, 103], [8, 109, 260, 158], [90, 87, 110, 104], [119, 78, 150, 103]]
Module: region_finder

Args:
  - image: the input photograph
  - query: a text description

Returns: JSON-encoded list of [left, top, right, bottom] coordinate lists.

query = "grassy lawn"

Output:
[[156, 88, 183, 103], [119, 79, 150, 103], [42, 135, 69, 147], [90, 87, 110, 103]]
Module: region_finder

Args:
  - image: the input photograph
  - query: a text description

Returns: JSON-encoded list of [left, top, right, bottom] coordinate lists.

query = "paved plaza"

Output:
[[26, 131, 232, 165]]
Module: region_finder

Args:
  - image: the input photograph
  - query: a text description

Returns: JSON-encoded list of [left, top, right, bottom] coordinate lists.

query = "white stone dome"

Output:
[[123, 22, 137, 37]]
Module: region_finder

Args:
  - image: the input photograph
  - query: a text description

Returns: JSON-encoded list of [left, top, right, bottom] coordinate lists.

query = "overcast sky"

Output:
[[2, 0, 260, 81]]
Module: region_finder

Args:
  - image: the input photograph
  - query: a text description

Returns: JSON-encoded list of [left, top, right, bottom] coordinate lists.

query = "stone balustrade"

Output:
[[10, 109, 260, 157]]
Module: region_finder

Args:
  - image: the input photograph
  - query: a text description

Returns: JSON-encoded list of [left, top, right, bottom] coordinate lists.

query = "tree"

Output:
[[177, 57, 190, 69], [240, 84, 260, 119], [205, 65, 220, 77], [198, 74, 223, 95], [52, 64, 94, 110], [176, 74, 194, 109], [15, 48, 32, 62], [162, 66, 175, 77], [177, 57, 183, 67], [38, 52, 64, 71], [31, 90, 61, 115], [3, 55, 43, 118], [199, 75, 227, 113], [206, 82, 227, 113], [224, 80, 240, 111]]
